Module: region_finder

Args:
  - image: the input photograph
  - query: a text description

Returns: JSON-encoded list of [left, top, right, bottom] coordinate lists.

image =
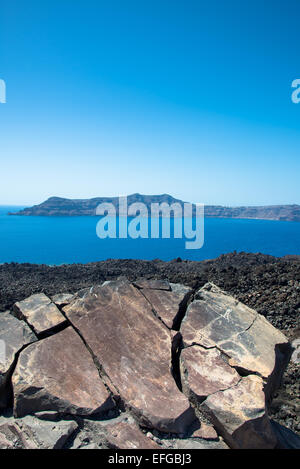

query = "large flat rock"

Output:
[[12, 326, 115, 417], [181, 283, 291, 395], [13, 293, 67, 336], [0, 313, 37, 408], [0, 414, 78, 449], [134, 278, 171, 290], [139, 282, 192, 329], [180, 345, 240, 401], [202, 375, 277, 449], [64, 279, 195, 433]]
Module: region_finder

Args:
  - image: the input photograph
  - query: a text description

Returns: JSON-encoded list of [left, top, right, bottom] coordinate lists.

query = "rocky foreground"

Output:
[[0, 276, 299, 449], [0, 253, 299, 436]]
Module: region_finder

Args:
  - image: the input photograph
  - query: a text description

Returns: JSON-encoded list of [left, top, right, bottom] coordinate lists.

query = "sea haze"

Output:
[[0, 206, 299, 265]]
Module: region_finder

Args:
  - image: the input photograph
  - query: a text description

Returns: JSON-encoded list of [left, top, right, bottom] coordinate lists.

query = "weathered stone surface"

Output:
[[0, 313, 37, 408], [64, 279, 195, 433], [187, 421, 218, 440], [172, 438, 229, 449], [270, 420, 300, 449], [180, 345, 240, 401], [101, 415, 161, 449], [202, 375, 277, 449], [13, 293, 67, 336], [181, 283, 291, 393], [140, 283, 192, 329], [51, 293, 74, 307], [0, 414, 78, 449], [291, 338, 300, 364], [13, 326, 115, 417]]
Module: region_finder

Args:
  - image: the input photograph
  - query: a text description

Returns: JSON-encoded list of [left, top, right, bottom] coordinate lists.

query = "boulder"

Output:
[[187, 420, 218, 440], [202, 375, 277, 449], [13, 293, 67, 336], [180, 345, 240, 401], [134, 278, 171, 290], [64, 279, 196, 433], [291, 338, 300, 364], [51, 293, 74, 308], [181, 283, 291, 397], [0, 414, 78, 449], [270, 419, 300, 449], [0, 313, 37, 408], [13, 326, 115, 417], [138, 282, 192, 329]]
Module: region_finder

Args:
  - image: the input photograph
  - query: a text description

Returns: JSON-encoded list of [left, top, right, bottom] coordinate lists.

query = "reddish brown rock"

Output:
[[187, 420, 218, 440], [181, 283, 291, 395], [64, 279, 195, 433], [12, 327, 115, 417], [0, 415, 78, 449], [202, 375, 277, 449], [13, 293, 67, 336], [0, 313, 37, 408], [102, 416, 161, 449], [180, 345, 240, 401], [51, 293, 74, 307]]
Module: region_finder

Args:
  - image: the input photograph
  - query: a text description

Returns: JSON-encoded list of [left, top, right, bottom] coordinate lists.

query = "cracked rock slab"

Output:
[[202, 375, 277, 449], [181, 283, 291, 393], [0, 313, 37, 408], [134, 278, 171, 291], [180, 345, 240, 402], [100, 415, 161, 449], [140, 283, 192, 329], [13, 293, 67, 336], [187, 420, 218, 440], [13, 326, 115, 418], [0, 414, 78, 449], [172, 438, 229, 449], [64, 279, 196, 433]]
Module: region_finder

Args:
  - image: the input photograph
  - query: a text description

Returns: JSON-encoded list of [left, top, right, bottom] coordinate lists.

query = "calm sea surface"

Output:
[[0, 206, 299, 264]]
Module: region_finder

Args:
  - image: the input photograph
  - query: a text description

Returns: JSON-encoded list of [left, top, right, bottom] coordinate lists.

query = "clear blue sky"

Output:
[[1, 0, 300, 206]]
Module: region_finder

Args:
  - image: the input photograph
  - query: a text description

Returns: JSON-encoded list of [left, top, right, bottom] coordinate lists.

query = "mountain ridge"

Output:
[[8, 194, 300, 221]]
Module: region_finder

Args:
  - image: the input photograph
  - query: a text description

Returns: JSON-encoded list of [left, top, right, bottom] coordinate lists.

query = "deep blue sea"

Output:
[[0, 206, 299, 265]]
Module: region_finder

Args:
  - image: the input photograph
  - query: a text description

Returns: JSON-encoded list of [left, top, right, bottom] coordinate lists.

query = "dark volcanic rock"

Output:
[[12, 327, 115, 418], [0, 313, 37, 408], [0, 252, 299, 439], [181, 283, 291, 399], [202, 375, 277, 449], [64, 279, 196, 433], [138, 281, 192, 329]]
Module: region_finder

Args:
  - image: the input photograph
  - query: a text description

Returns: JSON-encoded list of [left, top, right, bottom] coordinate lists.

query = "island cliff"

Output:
[[8, 194, 300, 221]]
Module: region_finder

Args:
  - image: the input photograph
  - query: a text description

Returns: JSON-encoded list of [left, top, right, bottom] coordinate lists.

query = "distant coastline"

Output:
[[8, 194, 300, 222]]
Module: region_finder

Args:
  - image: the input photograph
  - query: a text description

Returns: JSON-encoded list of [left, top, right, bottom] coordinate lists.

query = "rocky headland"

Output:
[[8, 194, 300, 221], [0, 252, 299, 449]]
